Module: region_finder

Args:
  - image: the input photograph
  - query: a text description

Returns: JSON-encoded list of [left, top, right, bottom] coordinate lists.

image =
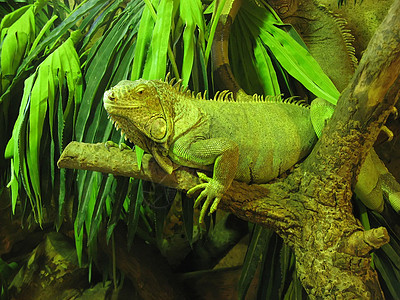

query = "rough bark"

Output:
[[58, 1, 400, 298]]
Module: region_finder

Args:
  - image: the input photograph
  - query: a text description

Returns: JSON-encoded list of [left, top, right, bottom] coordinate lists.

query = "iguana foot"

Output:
[[187, 172, 224, 223], [105, 141, 131, 151]]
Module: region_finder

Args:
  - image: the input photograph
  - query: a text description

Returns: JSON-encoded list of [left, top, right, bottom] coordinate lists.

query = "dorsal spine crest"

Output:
[[161, 77, 309, 108]]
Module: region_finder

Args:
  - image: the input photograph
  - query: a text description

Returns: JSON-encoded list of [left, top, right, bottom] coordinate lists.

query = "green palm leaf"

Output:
[[0, 2, 37, 94], [230, 0, 340, 103], [6, 31, 82, 223], [238, 225, 272, 299]]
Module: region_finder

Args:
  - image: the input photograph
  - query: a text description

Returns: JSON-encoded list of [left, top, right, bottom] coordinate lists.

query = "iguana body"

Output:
[[103, 79, 317, 221]]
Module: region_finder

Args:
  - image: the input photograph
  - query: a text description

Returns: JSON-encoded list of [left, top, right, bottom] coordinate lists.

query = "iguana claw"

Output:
[[105, 140, 118, 150], [104, 141, 131, 151], [188, 172, 224, 223]]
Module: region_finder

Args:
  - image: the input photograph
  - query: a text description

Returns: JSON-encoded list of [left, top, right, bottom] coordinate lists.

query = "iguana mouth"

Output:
[[104, 103, 140, 109], [103, 99, 140, 111]]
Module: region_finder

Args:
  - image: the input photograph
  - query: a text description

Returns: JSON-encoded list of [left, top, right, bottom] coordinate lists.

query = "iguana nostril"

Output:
[[104, 90, 115, 102]]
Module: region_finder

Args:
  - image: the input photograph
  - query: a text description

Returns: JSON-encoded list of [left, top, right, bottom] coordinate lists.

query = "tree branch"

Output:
[[57, 142, 298, 236]]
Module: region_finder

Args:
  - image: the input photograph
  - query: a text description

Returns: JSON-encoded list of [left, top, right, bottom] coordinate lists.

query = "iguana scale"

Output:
[[103, 78, 318, 222]]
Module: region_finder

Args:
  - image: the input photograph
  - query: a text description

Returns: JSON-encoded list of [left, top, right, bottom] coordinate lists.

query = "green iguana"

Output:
[[103, 76, 400, 224], [103, 78, 327, 222]]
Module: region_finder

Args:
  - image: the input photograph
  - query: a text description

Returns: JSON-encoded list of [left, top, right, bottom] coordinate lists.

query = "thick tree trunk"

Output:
[[58, 0, 400, 298], [290, 0, 400, 296]]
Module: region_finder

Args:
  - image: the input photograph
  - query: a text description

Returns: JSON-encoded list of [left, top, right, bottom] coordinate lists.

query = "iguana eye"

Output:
[[136, 86, 145, 95]]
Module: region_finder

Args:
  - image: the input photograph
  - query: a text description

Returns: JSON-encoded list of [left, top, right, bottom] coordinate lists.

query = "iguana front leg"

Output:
[[171, 137, 239, 223]]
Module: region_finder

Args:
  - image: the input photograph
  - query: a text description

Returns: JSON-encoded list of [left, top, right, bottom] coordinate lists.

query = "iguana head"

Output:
[[104, 79, 171, 143], [103, 79, 176, 173]]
